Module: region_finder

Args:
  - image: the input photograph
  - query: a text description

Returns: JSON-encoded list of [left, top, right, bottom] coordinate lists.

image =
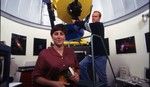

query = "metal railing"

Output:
[[67, 34, 116, 87]]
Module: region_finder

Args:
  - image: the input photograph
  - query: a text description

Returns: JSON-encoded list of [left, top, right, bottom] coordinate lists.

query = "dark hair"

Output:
[[50, 24, 66, 36]]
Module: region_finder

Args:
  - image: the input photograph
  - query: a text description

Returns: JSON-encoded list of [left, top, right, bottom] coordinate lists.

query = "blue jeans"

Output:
[[79, 55, 107, 85]]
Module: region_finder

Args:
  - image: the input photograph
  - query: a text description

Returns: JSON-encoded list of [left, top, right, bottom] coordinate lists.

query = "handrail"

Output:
[[91, 34, 116, 87], [67, 34, 116, 87]]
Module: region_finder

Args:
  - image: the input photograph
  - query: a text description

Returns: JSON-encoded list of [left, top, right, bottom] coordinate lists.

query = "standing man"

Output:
[[79, 11, 108, 86]]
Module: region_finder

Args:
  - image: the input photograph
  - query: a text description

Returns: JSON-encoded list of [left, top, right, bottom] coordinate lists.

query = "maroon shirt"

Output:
[[32, 46, 79, 87]]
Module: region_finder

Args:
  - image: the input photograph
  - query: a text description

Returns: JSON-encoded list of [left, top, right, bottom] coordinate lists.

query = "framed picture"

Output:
[[33, 38, 47, 55], [11, 33, 27, 55], [116, 36, 136, 54], [104, 38, 110, 55], [145, 32, 150, 52]]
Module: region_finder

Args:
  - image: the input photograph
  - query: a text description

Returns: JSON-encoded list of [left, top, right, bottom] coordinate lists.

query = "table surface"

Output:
[[116, 77, 149, 87]]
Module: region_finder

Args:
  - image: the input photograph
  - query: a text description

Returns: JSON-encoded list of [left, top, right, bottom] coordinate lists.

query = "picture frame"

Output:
[[33, 38, 47, 55], [11, 33, 27, 55], [145, 32, 150, 52], [116, 36, 136, 54], [104, 38, 110, 55]]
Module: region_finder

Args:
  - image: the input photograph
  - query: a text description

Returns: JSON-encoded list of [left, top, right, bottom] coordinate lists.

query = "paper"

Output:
[[69, 67, 75, 76]]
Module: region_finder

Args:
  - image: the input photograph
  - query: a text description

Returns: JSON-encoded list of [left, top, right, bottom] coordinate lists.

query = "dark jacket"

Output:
[[89, 22, 106, 56]]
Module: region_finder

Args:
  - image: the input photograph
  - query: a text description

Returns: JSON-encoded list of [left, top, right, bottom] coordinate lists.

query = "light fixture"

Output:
[[142, 12, 149, 22]]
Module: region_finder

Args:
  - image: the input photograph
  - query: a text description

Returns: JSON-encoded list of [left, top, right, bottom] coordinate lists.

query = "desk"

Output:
[[18, 66, 34, 87], [116, 77, 149, 87]]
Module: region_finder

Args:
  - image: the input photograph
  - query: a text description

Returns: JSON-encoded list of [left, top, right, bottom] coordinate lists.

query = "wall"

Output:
[[1, 17, 51, 66], [0, 10, 149, 85], [105, 10, 149, 85], [0, 15, 91, 66]]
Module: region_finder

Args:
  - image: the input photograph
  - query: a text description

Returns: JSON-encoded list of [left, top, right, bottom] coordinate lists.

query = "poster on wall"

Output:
[[11, 33, 27, 55], [115, 36, 136, 54], [145, 32, 150, 52], [33, 38, 47, 55], [104, 38, 110, 55]]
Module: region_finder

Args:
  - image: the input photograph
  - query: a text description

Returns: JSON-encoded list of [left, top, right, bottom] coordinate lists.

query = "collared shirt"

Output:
[[32, 46, 79, 87]]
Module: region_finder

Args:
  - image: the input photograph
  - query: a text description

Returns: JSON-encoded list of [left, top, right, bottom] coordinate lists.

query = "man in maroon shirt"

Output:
[[32, 24, 80, 87]]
